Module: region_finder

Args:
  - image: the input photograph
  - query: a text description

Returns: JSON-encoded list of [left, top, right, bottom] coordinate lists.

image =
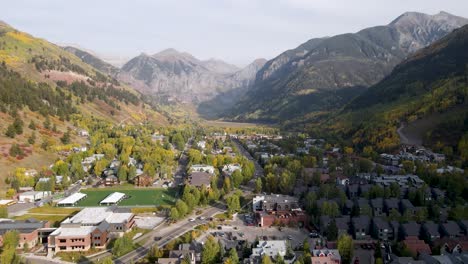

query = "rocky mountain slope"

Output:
[[118, 48, 266, 104], [311, 24, 468, 152], [63, 46, 120, 76], [226, 11, 468, 122]]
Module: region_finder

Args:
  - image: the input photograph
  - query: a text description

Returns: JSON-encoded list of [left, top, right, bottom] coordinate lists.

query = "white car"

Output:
[[189, 218, 195, 222]]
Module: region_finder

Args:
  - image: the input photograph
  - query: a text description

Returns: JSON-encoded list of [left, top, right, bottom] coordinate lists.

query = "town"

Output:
[[0, 120, 466, 264]]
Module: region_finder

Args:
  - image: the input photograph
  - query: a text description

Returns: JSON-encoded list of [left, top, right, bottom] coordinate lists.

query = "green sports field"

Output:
[[76, 187, 178, 207]]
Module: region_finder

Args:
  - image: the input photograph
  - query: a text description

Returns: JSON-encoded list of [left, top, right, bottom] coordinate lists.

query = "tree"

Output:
[[176, 200, 189, 217], [261, 255, 273, 264], [226, 194, 241, 214], [231, 170, 243, 188], [201, 236, 220, 264], [358, 158, 373, 173], [255, 178, 262, 193], [43, 116, 51, 130], [226, 248, 239, 264], [13, 116, 23, 135], [147, 245, 164, 262], [223, 177, 232, 193], [326, 219, 338, 241], [0, 230, 20, 264], [60, 131, 71, 144], [5, 124, 16, 138], [9, 144, 24, 157], [118, 165, 129, 182], [402, 160, 414, 174], [112, 233, 134, 256], [28, 120, 36, 130], [0, 207, 8, 218], [170, 207, 180, 221], [28, 132, 36, 144], [338, 234, 354, 264], [303, 238, 311, 254]]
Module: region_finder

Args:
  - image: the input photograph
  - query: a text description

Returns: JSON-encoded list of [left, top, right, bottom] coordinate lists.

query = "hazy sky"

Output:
[[1, 0, 468, 66]]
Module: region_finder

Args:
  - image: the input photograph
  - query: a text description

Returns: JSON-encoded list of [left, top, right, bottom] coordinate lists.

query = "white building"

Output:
[[18, 191, 51, 202], [222, 164, 242, 175], [190, 164, 215, 174], [251, 240, 287, 259], [197, 141, 206, 150]]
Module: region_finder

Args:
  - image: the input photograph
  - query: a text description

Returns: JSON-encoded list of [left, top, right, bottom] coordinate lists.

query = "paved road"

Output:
[[83, 203, 224, 264], [114, 204, 223, 264]]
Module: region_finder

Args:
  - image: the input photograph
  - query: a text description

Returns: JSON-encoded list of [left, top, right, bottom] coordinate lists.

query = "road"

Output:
[[114, 205, 223, 263], [83, 203, 224, 264], [231, 138, 264, 178]]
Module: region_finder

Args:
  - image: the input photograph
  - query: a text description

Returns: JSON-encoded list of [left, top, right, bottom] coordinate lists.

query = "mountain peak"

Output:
[[390, 11, 467, 26], [154, 48, 181, 56]]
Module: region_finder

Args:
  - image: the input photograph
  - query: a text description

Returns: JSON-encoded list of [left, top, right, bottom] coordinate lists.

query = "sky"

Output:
[[1, 0, 468, 66]]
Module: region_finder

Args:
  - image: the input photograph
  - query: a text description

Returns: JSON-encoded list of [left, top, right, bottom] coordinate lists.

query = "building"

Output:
[[403, 237, 431, 256], [440, 221, 463, 238], [188, 172, 212, 188], [250, 240, 287, 263], [371, 198, 384, 217], [158, 243, 196, 264], [0, 218, 49, 248], [18, 191, 51, 203], [384, 198, 400, 215], [400, 222, 421, 240], [48, 207, 134, 254], [100, 192, 126, 206], [57, 193, 87, 207], [372, 217, 394, 241], [352, 216, 370, 240], [421, 221, 440, 243], [253, 195, 306, 227], [222, 164, 242, 176], [311, 249, 341, 264], [189, 164, 215, 174]]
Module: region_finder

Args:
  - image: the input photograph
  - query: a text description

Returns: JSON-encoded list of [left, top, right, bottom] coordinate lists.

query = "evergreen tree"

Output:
[[60, 131, 71, 144]]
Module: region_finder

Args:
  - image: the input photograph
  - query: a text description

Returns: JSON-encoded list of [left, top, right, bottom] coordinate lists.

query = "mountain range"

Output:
[[224, 11, 468, 122], [117, 48, 266, 104]]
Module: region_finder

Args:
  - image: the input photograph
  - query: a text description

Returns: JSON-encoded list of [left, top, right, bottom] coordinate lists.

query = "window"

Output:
[[59, 239, 66, 243]]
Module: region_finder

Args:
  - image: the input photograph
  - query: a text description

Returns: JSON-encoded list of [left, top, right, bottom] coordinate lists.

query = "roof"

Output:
[[403, 238, 431, 255], [402, 222, 421, 237], [57, 192, 87, 205], [371, 198, 384, 208], [385, 198, 400, 209], [442, 221, 462, 236], [423, 221, 440, 237], [50, 226, 96, 237], [335, 217, 350, 230], [352, 216, 370, 229], [106, 212, 133, 224], [63, 207, 132, 225], [251, 240, 287, 257], [0, 218, 47, 235], [189, 171, 212, 187], [401, 199, 414, 209], [373, 217, 391, 230], [100, 192, 125, 205]]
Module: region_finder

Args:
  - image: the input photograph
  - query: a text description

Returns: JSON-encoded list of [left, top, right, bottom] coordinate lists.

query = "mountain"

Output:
[[118, 49, 265, 104], [311, 24, 468, 152], [63, 46, 120, 76], [227, 11, 468, 122]]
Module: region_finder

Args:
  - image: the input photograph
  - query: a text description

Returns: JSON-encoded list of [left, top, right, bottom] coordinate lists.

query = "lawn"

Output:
[[76, 187, 178, 207], [15, 206, 80, 227]]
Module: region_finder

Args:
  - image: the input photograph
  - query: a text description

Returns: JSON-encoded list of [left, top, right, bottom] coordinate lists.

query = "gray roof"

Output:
[[335, 217, 350, 230], [423, 221, 440, 237], [385, 198, 400, 209], [0, 218, 47, 235], [442, 221, 462, 236], [402, 222, 420, 237], [401, 199, 414, 209], [356, 198, 370, 208], [352, 216, 370, 229], [373, 217, 391, 230], [371, 198, 384, 208], [189, 171, 212, 187]]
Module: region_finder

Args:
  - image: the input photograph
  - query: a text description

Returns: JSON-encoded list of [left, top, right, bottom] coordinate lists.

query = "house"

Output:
[[343, 200, 354, 215], [335, 217, 350, 238], [359, 184, 372, 197], [24, 169, 38, 177], [253, 195, 306, 228], [400, 222, 421, 240], [311, 249, 341, 264], [161, 244, 196, 264], [133, 175, 153, 187], [78, 130, 89, 137], [347, 185, 359, 199], [384, 198, 400, 215], [431, 188, 445, 202], [355, 198, 371, 216], [222, 164, 242, 176], [370, 198, 384, 217], [48, 207, 135, 254], [196, 141, 206, 150], [403, 237, 431, 256], [372, 217, 394, 241], [189, 164, 215, 174], [104, 175, 119, 186], [421, 221, 440, 243], [0, 218, 50, 249], [319, 216, 331, 235], [188, 172, 212, 188], [440, 221, 463, 238], [18, 191, 51, 203], [250, 240, 287, 263], [352, 216, 370, 240], [458, 220, 468, 235]]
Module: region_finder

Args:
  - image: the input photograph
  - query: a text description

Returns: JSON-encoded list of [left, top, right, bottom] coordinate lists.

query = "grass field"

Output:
[[76, 187, 178, 207], [14, 206, 80, 227]]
